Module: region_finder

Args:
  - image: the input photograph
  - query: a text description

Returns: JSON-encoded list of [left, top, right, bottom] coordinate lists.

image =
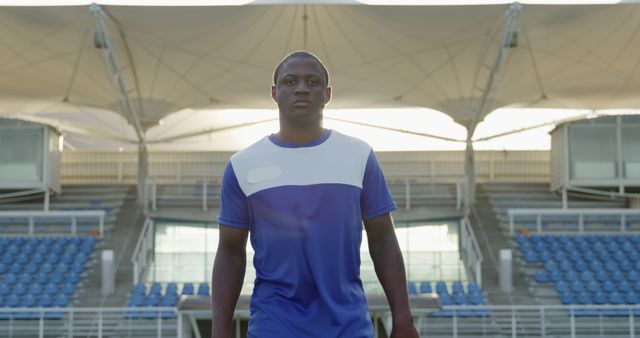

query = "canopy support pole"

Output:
[[90, 4, 148, 205], [463, 3, 522, 213]]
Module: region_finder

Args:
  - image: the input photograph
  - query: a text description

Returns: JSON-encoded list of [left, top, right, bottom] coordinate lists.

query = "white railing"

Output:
[[145, 180, 218, 212], [456, 181, 463, 210], [0, 307, 178, 338], [2, 304, 639, 337], [427, 304, 640, 338], [145, 179, 157, 212], [508, 208, 640, 235], [0, 210, 105, 237], [132, 217, 155, 285], [460, 217, 483, 287]]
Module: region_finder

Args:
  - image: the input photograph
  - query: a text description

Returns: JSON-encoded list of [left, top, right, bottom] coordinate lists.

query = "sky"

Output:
[[135, 107, 638, 151]]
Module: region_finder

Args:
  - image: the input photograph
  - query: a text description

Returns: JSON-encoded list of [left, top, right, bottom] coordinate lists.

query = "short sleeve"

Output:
[[360, 150, 397, 220], [217, 162, 250, 229]]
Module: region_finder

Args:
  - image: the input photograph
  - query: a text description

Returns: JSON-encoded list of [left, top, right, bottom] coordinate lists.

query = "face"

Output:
[[271, 57, 331, 127]]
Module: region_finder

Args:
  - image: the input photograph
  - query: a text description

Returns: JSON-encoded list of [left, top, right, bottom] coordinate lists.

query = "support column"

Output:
[[463, 134, 476, 214], [138, 141, 148, 206]]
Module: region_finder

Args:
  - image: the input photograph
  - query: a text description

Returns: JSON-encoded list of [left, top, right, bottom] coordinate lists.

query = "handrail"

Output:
[[131, 217, 154, 285], [460, 217, 483, 287], [0, 210, 105, 237], [1, 303, 639, 338], [0, 307, 178, 338], [508, 208, 640, 235]]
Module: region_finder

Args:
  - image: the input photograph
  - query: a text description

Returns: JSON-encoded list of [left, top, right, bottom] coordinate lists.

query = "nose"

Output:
[[294, 81, 310, 95]]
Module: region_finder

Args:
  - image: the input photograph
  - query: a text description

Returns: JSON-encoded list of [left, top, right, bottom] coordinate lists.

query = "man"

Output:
[[212, 51, 418, 338]]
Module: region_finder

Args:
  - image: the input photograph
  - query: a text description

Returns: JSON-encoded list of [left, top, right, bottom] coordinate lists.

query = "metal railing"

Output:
[[0, 307, 178, 338], [1, 304, 638, 337], [0, 210, 105, 237], [132, 217, 155, 285], [426, 304, 640, 338], [460, 217, 483, 287], [508, 208, 640, 235], [145, 180, 218, 212]]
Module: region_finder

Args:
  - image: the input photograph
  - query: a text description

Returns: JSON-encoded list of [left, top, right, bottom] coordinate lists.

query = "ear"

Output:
[[324, 86, 332, 104], [271, 85, 277, 102]]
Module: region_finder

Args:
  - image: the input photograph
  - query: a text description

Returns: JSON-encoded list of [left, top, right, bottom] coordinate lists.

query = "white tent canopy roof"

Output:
[[0, 2, 639, 147]]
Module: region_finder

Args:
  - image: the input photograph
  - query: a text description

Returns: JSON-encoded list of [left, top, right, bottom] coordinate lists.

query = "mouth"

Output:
[[292, 100, 311, 107]]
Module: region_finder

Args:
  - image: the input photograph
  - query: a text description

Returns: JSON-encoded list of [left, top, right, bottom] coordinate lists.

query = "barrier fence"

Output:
[[0, 210, 105, 237], [1, 304, 640, 338], [508, 208, 640, 235], [132, 218, 155, 285]]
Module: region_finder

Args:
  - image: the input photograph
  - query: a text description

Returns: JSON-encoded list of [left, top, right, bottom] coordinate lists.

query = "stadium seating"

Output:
[[408, 280, 489, 318], [0, 236, 97, 319], [517, 234, 640, 316], [125, 282, 209, 319]]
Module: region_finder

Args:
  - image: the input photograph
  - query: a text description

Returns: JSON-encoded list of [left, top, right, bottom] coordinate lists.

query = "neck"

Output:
[[276, 122, 324, 145]]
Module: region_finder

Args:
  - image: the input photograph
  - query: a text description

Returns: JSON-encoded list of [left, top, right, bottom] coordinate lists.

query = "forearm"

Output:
[[368, 226, 413, 324], [211, 248, 246, 338]]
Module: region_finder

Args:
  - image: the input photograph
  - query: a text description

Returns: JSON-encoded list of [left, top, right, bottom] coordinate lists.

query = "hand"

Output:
[[390, 322, 419, 338]]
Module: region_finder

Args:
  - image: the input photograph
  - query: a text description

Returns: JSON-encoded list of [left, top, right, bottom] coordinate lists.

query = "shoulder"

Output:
[[229, 136, 272, 167], [326, 130, 372, 154]]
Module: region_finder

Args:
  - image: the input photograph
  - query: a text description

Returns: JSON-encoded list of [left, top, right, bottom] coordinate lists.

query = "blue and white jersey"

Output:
[[218, 129, 396, 338]]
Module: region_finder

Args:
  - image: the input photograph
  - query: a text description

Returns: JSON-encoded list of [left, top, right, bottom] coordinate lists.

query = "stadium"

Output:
[[0, 0, 640, 337]]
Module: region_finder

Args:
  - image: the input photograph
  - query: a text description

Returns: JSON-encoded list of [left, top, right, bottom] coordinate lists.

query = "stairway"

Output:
[[77, 185, 146, 308], [468, 184, 536, 306]]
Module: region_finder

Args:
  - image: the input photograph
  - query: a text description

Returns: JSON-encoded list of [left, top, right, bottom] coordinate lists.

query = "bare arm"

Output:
[[211, 225, 248, 338], [364, 213, 419, 338]]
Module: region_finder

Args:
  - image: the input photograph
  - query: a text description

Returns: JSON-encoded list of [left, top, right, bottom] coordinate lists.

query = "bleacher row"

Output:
[[408, 280, 490, 317], [0, 236, 96, 319], [518, 234, 640, 316], [125, 282, 210, 319], [503, 212, 640, 231]]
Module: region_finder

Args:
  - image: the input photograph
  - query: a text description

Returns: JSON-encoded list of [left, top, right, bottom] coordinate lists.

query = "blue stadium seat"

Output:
[[28, 283, 43, 296], [149, 282, 162, 296], [166, 282, 178, 295], [182, 283, 194, 295], [419, 281, 432, 294], [468, 293, 485, 305], [67, 272, 81, 285], [39, 294, 53, 307], [9, 263, 22, 275], [132, 283, 146, 295], [161, 294, 178, 306], [559, 292, 573, 305], [534, 271, 550, 284], [451, 281, 464, 294], [407, 282, 417, 295], [35, 272, 48, 285], [197, 283, 210, 296], [3, 273, 18, 285], [467, 282, 481, 294], [145, 294, 160, 306], [435, 281, 448, 295], [453, 293, 467, 305], [62, 283, 75, 296], [626, 293, 639, 305], [603, 280, 617, 293], [13, 283, 26, 296], [44, 283, 58, 296], [586, 280, 600, 293], [0, 283, 10, 296], [54, 294, 69, 307]]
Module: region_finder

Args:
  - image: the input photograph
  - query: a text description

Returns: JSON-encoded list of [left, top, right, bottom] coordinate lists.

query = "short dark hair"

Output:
[[273, 51, 329, 86]]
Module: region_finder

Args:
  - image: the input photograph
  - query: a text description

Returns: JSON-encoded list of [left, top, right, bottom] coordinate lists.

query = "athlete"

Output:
[[212, 51, 418, 338]]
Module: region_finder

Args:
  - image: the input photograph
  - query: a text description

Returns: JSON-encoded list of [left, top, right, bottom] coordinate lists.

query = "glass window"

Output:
[[569, 126, 617, 179], [622, 126, 640, 178], [0, 126, 43, 182]]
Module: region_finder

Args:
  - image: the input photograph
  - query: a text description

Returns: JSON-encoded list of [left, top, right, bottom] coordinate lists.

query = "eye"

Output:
[[308, 79, 320, 86], [284, 78, 296, 85]]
